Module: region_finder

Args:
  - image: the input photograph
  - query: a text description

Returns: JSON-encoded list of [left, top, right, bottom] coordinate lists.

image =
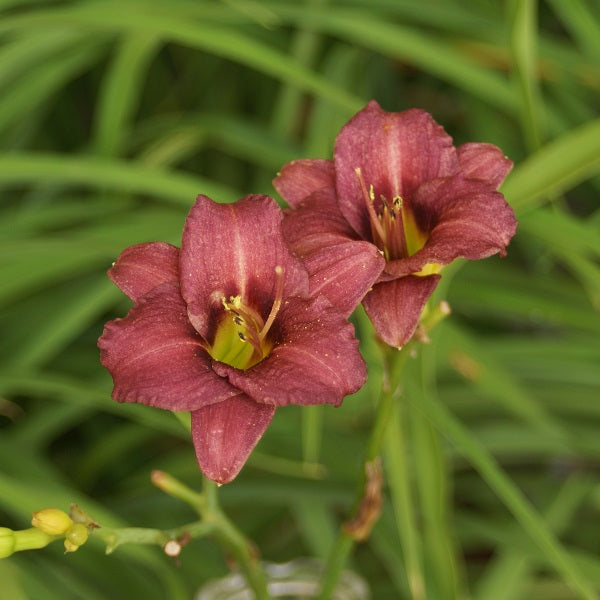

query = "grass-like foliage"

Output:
[[1, 0, 599, 598]]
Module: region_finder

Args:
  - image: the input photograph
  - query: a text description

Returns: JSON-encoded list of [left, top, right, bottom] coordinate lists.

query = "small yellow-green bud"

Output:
[[65, 523, 88, 547], [64, 539, 79, 553], [0, 527, 16, 558], [31, 509, 73, 535]]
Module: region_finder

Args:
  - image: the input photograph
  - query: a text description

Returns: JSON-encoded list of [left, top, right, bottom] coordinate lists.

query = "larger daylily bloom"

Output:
[[98, 194, 367, 484], [275, 101, 517, 347]]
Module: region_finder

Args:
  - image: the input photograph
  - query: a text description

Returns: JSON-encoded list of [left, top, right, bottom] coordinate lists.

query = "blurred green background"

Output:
[[1, 0, 599, 598]]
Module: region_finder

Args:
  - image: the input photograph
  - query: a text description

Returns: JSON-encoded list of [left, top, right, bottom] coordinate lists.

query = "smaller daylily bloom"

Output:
[[276, 100, 517, 347], [98, 194, 366, 484]]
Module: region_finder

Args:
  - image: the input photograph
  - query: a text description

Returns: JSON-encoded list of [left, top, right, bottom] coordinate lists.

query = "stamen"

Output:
[[210, 267, 285, 369], [355, 168, 386, 244], [259, 265, 284, 342]]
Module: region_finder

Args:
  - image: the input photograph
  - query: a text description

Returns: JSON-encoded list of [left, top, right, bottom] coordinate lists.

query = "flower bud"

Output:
[[0, 527, 16, 558], [64, 539, 79, 553], [65, 523, 88, 547], [31, 509, 73, 535]]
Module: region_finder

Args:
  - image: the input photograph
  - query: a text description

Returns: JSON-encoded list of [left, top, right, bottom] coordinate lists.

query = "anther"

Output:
[[355, 168, 386, 245]]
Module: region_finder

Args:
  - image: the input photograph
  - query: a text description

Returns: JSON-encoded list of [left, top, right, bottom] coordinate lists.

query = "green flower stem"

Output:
[[151, 470, 204, 512], [14, 528, 56, 551], [201, 478, 271, 600], [1, 527, 56, 557], [95, 522, 216, 554], [317, 341, 415, 600], [203, 475, 219, 512], [2, 472, 270, 596], [153, 471, 270, 600], [366, 342, 414, 461]]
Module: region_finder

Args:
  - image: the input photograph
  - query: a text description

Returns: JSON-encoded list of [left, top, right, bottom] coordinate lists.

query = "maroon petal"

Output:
[[98, 283, 239, 411], [191, 396, 275, 484], [362, 275, 441, 348], [382, 176, 517, 279], [273, 159, 335, 207], [282, 191, 385, 316], [213, 296, 366, 407], [180, 194, 309, 338], [457, 143, 513, 189], [335, 101, 459, 239], [301, 241, 385, 317], [108, 242, 179, 302], [282, 189, 358, 257], [418, 176, 517, 261]]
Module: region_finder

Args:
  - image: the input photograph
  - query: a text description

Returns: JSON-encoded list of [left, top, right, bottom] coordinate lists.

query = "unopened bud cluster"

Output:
[[32, 508, 89, 553], [0, 507, 91, 559]]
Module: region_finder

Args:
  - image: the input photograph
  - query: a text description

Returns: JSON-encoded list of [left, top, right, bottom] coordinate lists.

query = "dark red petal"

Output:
[[418, 176, 517, 261], [98, 283, 239, 411], [191, 396, 275, 484], [213, 296, 366, 407], [282, 189, 358, 257], [362, 275, 441, 348], [273, 159, 335, 208], [383, 176, 517, 278], [108, 242, 179, 302], [335, 101, 459, 239], [283, 191, 385, 316], [457, 143, 513, 189], [180, 194, 309, 338], [301, 241, 385, 317]]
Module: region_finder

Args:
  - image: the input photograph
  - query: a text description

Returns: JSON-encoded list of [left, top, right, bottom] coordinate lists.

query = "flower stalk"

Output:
[[152, 470, 271, 600], [317, 302, 450, 599], [317, 340, 413, 600], [0, 527, 56, 558], [2, 473, 270, 598]]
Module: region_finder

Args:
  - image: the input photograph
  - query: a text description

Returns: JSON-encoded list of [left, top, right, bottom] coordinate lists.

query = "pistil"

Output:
[[208, 266, 284, 370]]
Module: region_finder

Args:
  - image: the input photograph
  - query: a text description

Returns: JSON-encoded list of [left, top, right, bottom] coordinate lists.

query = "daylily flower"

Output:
[[98, 194, 367, 484], [275, 100, 517, 347]]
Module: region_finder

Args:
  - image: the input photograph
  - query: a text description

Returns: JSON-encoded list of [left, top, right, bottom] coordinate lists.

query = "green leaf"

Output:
[[502, 117, 600, 213], [0, 152, 238, 204], [409, 390, 597, 600]]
